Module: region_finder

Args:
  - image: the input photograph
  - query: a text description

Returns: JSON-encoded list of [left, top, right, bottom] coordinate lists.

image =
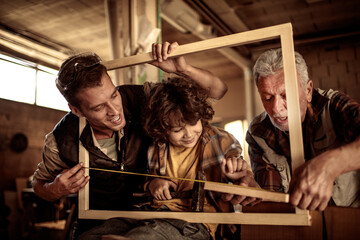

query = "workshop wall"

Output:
[[0, 99, 66, 191], [299, 36, 360, 103]]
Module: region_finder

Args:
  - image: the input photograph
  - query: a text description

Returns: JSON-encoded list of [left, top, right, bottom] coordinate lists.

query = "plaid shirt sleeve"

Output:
[[201, 127, 243, 170], [330, 92, 360, 143], [246, 131, 284, 192]]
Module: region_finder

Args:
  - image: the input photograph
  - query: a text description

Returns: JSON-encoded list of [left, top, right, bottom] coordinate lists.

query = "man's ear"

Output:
[[306, 80, 313, 103], [69, 104, 84, 117]]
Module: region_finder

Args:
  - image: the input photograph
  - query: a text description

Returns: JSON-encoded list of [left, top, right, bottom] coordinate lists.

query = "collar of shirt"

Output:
[[89, 126, 124, 155]]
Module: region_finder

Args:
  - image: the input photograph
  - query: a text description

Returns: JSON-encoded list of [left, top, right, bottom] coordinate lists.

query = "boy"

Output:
[[143, 77, 261, 239]]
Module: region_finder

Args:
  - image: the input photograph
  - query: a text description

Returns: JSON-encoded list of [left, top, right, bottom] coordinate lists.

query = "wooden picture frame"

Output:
[[78, 23, 310, 226]]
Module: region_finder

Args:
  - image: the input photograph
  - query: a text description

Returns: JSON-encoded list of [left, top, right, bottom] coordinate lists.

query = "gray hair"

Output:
[[253, 48, 309, 89]]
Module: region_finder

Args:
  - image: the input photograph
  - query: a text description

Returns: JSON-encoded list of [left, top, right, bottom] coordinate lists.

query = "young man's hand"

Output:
[[45, 163, 89, 200]]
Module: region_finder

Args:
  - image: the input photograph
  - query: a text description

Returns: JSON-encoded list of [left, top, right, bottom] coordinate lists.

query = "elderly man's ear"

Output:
[[306, 80, 313, 103]]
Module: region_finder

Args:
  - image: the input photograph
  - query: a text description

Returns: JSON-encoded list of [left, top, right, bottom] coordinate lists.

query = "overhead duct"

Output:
[[160, 0, 213, 37]]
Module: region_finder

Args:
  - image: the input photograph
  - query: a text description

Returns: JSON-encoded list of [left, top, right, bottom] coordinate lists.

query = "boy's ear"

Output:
[[69, 104, 84, 118]]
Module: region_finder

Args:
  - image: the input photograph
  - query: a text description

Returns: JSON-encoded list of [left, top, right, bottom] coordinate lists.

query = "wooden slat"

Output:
[[204, 182, 289, 203], [281, 19, 308, 217], [78, 209, 310, 225], [78, 117, 89, 217], [281, 28, 304, 172], [103, 23, 292, 70]]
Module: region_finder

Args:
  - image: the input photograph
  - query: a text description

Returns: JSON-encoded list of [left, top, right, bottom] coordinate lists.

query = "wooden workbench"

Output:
[[241, 202, 360, 240]]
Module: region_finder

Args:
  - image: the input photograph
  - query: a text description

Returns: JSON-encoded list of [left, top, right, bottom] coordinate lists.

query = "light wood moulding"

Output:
[[79, 23, 310, 226]]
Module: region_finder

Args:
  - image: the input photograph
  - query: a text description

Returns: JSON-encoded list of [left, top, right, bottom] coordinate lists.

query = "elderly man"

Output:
[[246, 48, 360, 211]]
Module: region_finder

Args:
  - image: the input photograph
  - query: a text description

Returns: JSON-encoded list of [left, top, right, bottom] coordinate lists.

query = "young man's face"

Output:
[[70, 72, 126, 139], [167, 116, 203, 148], [257, 69, 313, 132]]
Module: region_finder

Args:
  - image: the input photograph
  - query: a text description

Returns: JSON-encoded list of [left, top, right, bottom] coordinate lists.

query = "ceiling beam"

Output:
[[184, 0, 251, 57], [251, 30, 360, 52], [0, 28, 70, 68]]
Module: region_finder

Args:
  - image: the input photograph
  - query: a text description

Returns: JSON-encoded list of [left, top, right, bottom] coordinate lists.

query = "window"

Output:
[[224, 120, 249, 162], [0, 53, 68, 111]]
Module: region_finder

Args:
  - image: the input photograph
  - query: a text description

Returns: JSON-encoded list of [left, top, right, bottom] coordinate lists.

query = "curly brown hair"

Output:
[[144, 77, 214, 144]]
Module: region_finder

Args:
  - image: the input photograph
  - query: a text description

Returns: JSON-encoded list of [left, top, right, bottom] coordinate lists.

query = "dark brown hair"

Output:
[[144, 77, 214, 143], [55, 52, 107, 108]]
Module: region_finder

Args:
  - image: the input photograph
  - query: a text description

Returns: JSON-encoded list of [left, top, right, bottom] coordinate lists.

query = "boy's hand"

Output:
[[150, 42, 188, 74], [220, 157, 262, 206], [222, 175, 262, 206], [148, 178, 178, 200], [221, 157, 248, 181]]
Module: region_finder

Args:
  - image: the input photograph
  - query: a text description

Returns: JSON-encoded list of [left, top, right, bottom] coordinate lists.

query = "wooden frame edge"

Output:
[[79, 209, 311, 226], [79, 22, 310, 226], [204, 182, 289, 203]]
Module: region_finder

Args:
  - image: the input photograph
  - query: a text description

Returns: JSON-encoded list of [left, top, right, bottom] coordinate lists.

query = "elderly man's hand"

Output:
[[289, 153, 337, 211]]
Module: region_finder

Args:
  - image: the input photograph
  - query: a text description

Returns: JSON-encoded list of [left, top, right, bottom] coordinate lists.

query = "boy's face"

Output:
[[70, 72, 126, 139], [167, 117, 203, 148]]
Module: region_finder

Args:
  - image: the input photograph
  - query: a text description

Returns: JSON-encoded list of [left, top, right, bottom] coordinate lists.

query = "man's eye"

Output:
[[93, 105, 104, 111], [264, 96, 272, 102]]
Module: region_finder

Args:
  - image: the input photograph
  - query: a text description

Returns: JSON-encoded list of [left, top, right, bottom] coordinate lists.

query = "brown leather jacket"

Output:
[[52, 85, 152, 210]]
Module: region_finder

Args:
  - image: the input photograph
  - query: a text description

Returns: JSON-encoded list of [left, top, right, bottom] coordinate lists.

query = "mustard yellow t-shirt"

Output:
[[152, 142, 218, 238]]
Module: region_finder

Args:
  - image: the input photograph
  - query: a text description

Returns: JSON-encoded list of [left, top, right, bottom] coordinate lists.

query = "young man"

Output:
[[31, 42, 228, 238], [246, 48, 360, 211]]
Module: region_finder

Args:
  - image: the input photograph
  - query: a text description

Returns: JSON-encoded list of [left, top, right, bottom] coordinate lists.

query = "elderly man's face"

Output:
[[257, 69, 313, 131]]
